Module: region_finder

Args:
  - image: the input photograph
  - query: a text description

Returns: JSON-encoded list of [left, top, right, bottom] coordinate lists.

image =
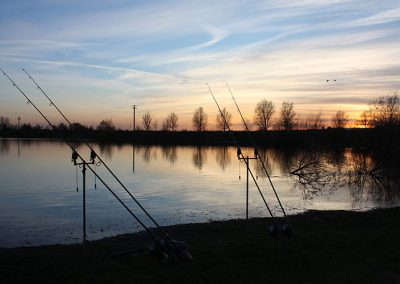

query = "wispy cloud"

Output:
[[1, 0, 400, 129], [349, 6, 400, 26]]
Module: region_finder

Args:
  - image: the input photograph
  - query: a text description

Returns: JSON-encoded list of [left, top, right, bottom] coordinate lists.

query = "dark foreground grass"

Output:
[[1, 208, 399, 283]]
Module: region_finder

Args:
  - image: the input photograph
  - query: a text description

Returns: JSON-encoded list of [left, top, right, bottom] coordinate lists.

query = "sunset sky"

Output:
[[1, 0, 399, 129]]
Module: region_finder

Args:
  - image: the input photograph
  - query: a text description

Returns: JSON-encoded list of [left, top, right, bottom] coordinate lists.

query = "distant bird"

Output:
[[326, 79, 337, 83]]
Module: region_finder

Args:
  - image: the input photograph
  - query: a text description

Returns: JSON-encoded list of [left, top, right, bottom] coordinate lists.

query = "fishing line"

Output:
[[17, 68, 210, 283], [2, 68, 211, 284], [1, 67, 158, 240], [225, 83, 311, 270], [94, 162, 97, 189], [92, 143, 98, 189], [22, 68, 168, 236], [76, 165, 79, 192], [226, 82, 289, 221], [206, 82, 275, 219], [238, 160, 241, 179]]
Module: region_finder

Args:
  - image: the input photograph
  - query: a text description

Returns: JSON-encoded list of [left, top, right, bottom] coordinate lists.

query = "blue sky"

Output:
[[1, 0, 400, 129]]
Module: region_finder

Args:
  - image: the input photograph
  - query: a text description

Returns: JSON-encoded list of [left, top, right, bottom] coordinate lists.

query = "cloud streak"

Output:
[[1, 0, 399, 129]]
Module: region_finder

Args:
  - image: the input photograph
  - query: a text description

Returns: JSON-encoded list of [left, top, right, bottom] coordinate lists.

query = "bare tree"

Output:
[[162, 112, 179, 131], [309, 112, 323, 129], [192, 107, 208, 131], [368, 93, 400, 127], [332, 110, 348, 128], [299, 112, 324, 130], [152, 119, 158, 131], [0, 116, 11, 130], [161, 120, 169, 131], [70, 122, 88, 131], [142, 112, 153, 131], [168, 112, 178, 131], [296, 116, 307, 130], [216, 107, 232, 131], [357, 110, 370, 128], [254, 99, 274, 130], [57, 122, 68, 131], [279, 102, 296, 130], [96, 119, 115, 131]]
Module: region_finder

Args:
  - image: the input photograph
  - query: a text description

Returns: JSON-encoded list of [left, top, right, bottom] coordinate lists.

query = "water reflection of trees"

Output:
[[162, 146, 177, 164], [347, 152, 400, 205], [287, 147, 400, 203], [140, 146, 158, 164], [0, 139, 10, 154], [143, 146, 151, 163], [290, 150, 337, 198], [193, 146, 207, 170], [215, 147, 230, 170], [325, 148, 347, 174], [98, 143, 113, 159], [252, 148, 277, 178]]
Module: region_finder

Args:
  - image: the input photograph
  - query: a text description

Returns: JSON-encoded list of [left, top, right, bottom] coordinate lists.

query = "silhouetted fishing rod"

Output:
[[206, 82, 275, 219], [21, 68, 168, 235], [226, 84, 312, 268], [226, 82, 289, 221], [21, 68, 210, 284], [3, 68, 210, 283], [0, 67, 157, 239]]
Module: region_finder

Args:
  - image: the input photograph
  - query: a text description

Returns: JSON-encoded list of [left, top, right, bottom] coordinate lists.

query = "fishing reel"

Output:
[[90, 149, 97, 163], [150, 236, 193, 262], [71, 150, 79, 165], [237, 148, 259, 159], [254, 149, 259, 158], [237, 148, 242, 158], [71, 149, 100, 191], [268, 222, 292, 239], [71, 149, 98, 165]]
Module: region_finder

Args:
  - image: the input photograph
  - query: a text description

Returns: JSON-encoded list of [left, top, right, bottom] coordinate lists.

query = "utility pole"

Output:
[[17, 116, 21, 129], [132, 105, 138, 131]]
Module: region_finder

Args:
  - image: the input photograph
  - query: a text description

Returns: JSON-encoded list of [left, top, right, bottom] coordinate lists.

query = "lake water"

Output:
[[0, 139, 399, 247]]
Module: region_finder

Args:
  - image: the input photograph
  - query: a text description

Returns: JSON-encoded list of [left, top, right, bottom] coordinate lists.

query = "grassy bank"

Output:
[[1, 207, 399, 283]]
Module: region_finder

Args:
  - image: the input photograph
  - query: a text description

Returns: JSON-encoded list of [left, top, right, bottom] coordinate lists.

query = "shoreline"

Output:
[[2, 127, 399, 148], [1, 207, 399, 283]]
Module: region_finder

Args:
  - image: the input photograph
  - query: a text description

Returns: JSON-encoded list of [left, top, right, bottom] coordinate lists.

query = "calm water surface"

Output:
[[0, 139, 399, 247]]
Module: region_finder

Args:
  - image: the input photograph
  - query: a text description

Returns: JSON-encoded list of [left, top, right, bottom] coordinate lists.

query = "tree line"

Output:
[[1, 92, 398, 132], [137, 91, 399, 131]]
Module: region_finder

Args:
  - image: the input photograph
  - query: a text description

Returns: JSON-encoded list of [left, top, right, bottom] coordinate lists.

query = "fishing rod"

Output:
[[2, 68, 210, 284], [21, 68, 168, 236], [0, 67, 156, 239], [224, 85, 314, 268], [226, 82, 289, 222], [206, 82, 275, 219], [22, 68, 210, 283]]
